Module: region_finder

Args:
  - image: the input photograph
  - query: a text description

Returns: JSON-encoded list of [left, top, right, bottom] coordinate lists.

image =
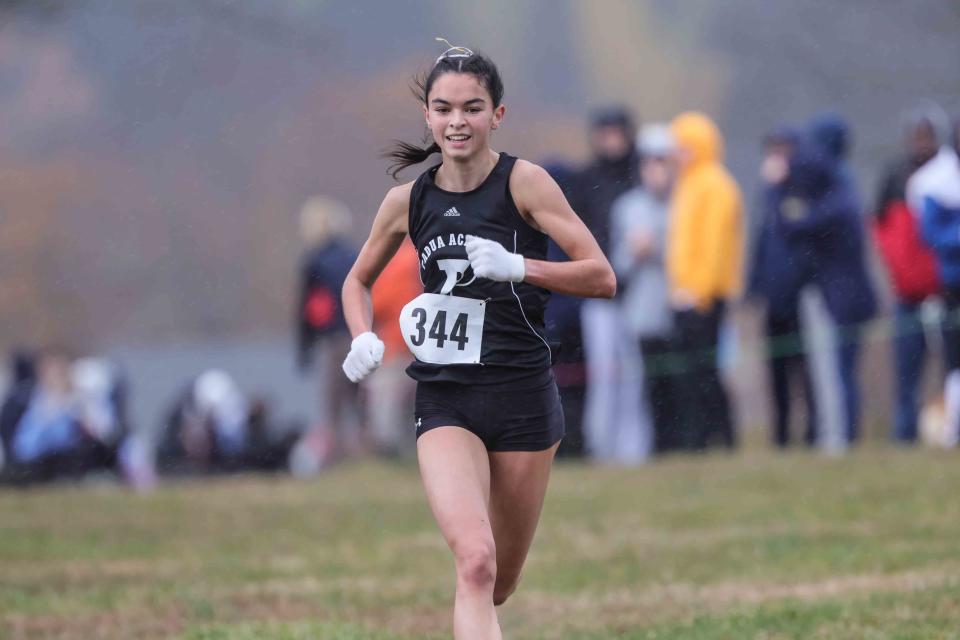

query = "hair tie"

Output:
[[434, 37, 473, 65]]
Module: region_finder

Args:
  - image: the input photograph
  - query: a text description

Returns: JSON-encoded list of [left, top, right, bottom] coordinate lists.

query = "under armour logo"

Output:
[[436, 258, 476, 294], [443, 206, 461, 217], [416, 417, 422, 429]]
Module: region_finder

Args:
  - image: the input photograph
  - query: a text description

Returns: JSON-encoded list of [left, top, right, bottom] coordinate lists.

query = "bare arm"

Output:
[[510, 160, 616, 298], [341, 183, 411, 338]]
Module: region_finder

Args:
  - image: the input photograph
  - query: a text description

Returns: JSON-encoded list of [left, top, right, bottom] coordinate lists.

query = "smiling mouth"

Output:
[[446, 134, 471, 142]]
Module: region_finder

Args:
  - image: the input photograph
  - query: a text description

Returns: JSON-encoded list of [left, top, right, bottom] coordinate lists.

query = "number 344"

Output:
[[409, 308, 469, 350]]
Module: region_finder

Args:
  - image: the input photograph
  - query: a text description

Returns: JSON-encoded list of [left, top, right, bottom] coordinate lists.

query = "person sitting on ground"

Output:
[[158, 369, 249, 474]]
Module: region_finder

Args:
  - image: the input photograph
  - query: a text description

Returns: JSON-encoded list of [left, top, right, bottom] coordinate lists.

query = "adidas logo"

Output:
[[443, 206, 461, 217]]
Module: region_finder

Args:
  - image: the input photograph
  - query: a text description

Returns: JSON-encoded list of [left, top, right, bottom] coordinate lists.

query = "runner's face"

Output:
[[425, 73, 503, 161]]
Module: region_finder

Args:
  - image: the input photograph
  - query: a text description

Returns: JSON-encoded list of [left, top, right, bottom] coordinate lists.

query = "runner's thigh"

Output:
[[418, 426, 494, 552]]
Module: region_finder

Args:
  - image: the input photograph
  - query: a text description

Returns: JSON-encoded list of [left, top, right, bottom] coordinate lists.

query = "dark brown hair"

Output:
[[384, 51, 504, 180]]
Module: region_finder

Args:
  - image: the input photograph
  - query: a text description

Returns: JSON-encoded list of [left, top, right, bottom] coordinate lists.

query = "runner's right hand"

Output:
[[342, 332, 385, 383]]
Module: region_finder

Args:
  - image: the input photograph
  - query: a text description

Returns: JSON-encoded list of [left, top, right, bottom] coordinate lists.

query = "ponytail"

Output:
[[384, 140, 440, 180]]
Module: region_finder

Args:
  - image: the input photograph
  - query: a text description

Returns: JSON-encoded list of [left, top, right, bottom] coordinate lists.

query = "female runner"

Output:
[[340, 43, 615, 639]]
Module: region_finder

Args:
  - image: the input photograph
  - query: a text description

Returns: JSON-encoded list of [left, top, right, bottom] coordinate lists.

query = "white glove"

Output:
[[342, 332, 385, 383], [464, 235, 525, 283]]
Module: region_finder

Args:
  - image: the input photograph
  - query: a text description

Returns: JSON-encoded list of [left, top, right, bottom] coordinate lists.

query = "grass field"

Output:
[[3, 447, 960, 639]]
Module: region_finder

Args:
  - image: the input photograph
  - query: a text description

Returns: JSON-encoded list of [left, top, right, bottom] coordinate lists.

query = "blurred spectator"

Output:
[[0, 349, 36, 471], [570, 107, 640, 255], [367, 239, 420, 457], [8, 350, 81, 480], [748, 126, 819, 448], [802, 113, 878, 444], [912, 131, 960, 447], [156, 370, 300, 476], [292, 196, 362, 474], [71, 357, 130, 467], [542, 160, 588, 458], [610, 124, 675, 454], [668, 112, 743, 450], [872, 103, 950, 443], [158, 369, 249, 473], [568, 106, 645, 461], [1, 349, 129, 484]]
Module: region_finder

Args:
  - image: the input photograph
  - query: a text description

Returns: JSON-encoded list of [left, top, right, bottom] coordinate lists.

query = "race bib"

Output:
[[400, 293, 485, 364]]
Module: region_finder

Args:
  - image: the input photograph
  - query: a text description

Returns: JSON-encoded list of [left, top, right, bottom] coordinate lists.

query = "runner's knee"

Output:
[[453, 538, 497, 591]]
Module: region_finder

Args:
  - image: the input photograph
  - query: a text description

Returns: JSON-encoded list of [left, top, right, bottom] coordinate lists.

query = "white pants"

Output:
[[800, 287, 847, 454], [581, 299, 652, 463]]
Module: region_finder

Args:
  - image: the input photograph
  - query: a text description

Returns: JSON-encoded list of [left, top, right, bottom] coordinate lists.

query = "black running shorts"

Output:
[[414, 368, 565, 452]]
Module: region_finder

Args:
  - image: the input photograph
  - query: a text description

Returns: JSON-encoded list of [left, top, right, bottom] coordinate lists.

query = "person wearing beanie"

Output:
[[610, 124, 678, 454], [568, 106, 644, 461]]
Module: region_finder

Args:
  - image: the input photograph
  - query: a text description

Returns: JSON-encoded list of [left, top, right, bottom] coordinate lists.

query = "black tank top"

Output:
[[406, 152, 552, 386]]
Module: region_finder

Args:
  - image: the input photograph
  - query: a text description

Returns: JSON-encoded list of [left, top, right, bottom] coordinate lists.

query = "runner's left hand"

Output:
[[465, 235, 525, 283]]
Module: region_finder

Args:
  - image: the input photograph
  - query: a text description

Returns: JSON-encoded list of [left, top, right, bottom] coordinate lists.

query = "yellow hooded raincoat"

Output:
[[667, 112, 744, 312]]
